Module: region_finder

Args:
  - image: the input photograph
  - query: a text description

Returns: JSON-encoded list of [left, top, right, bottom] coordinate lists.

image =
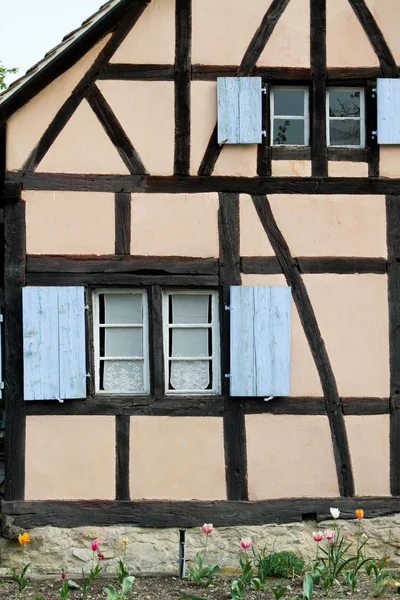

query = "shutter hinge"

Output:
[[372, 88, 377, 97], [0, 383, 4, 390], [53, 395, 64, 404], [0, 315, 3, 323], [264, 396, 274, 402], [262, 87, 267, 95], [372, 130, 377, 139], [224, 304, 231, 311], [225, 374, 232, 379], [85, 305, 90, 310]]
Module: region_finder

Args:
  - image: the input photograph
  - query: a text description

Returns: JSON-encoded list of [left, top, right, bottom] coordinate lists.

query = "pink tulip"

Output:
[[240, 538, 252, 550], [91, 540, 99, 552], [324, 529, 335, 541], [202, 523, 213, 535], [313, 531, 323, 542]]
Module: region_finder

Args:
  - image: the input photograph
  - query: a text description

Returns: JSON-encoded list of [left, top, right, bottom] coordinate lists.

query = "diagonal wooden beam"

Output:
[[22, 0, 152, 172], [348, 0, 398, 78], [87, 84, 148, 175], [252, 194, 355, 497], [198, 0, 292, 176]]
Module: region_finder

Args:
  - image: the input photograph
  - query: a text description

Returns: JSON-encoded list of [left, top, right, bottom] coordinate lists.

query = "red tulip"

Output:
[[98, 553, 105, 561], [91, 540, 99, 552], [324, 529, 335, 541], [61, 572, 66, 580], [313, 531, 323, 542], [202, 523, 213, 535], [240, 538, 252, 550]]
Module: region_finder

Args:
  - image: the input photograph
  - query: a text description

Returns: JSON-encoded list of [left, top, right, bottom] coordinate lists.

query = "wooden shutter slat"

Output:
[[58, 286, 87, 399], [23, 287, 60, 401], [230, 286, 291, 397], [217, 77, 262, 144], [377, 79, 400, 144]]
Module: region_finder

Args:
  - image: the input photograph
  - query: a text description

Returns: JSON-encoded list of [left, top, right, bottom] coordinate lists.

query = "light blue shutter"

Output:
[[23, 286, 86, 401], [217, 77, 262, 144], [377, 79, 400, 144], [230, 286, 291, 397]]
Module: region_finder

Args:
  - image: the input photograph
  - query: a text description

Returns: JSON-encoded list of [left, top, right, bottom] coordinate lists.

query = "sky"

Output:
[[1, 0, 105, 85]]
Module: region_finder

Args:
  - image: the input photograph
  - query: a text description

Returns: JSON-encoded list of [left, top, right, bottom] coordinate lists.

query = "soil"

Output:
[[0, 573, 398, 600]]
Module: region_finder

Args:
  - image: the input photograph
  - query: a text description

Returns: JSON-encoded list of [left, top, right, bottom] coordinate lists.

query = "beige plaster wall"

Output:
[[346, 415, 390, 497], [328, 162, 369, 178], [304, 274, 389, 397], [37, 99, 129, 174], [130, 416, 226, 500], [241, 274, 323, 396], [6, 37, 110, 171], [268, 194, 387, 258], [110, 0, 175, 64], [365, 0, 400, 64], [380, 147, 400, 179], [24, 191, 115, 255], [192, 0, 273, 65], [240, 196, 275, 257], [271, 161, 312, 177], [191, 82, 217, 176], [327, 0, 378, 67], [131, 193, 219, 257], [214, 146, 258, 177], [257, 0, 310, 68], [25, 416, 115, 500], [246, 414, 339, 499], [98, 80, 174, 176]]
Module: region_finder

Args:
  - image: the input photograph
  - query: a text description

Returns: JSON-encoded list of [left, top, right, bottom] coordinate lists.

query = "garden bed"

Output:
[[0, 573, 398, 600]]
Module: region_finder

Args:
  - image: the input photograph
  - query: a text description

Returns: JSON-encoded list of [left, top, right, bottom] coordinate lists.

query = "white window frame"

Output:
[[326, 87, 366, 148], [162, 290, 221, 396], [93, 289, 150, 395], [270, 86, 310, 146]]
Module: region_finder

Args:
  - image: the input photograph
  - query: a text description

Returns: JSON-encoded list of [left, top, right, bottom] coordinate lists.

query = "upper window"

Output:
[[326, 88, 365, 148], [93, 289, 150, 395], [163, 291, 220, 395], [270, 87, 309, 146]]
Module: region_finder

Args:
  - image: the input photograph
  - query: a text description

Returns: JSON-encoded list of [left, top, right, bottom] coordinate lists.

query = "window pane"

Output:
[[172, 328, 208, 358], [273, 89, 305, 116], [273, 119, 305, 145], [104, 294, 142, 324], [170, 360, 210, 391], [329, 119, 361, 146], [172, 295, 209, 324], [105, 328, 142, 357], [103, 360, 144, 392], [329, 91, 360, 117]]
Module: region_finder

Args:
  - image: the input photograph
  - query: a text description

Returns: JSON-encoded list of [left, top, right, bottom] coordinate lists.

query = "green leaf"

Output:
[[104, 584, 117, 600], [67, 579, 81, 589], [302, 573, 313, 600], [121, 576, 135, 595]]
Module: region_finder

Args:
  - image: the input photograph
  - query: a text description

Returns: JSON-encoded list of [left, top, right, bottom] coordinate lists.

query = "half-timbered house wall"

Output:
[[2, 0, 400, 536]]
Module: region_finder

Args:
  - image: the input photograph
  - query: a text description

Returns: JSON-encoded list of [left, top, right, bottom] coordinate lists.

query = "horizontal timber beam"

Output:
[[245, 397, 389, 415], [241, 256, 387, 275], [7, 173, 400, 195], [26, 273, 219, 286], [27, 255, 219, 275], [3, 497, 400, 530]]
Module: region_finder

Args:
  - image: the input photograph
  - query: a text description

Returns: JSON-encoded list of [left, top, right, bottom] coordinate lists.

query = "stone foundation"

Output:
[[1, 516, 400, 577]]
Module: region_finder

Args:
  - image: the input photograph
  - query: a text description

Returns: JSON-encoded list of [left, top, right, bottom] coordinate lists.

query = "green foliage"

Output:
[[365, 556, 393, 597], [187, 551, 220, 587], [0, 62, 18, 91], [104, 575, 135, 599], [253, 549, 305, 581], [230, 577, 245, 600], [68, 562, 102, 600], [313, 530, 359, 595], [117, 559, 130, 585], [10, 562, 30, 593], [268, 580, 292, 600], [58, 581, 70, 599]]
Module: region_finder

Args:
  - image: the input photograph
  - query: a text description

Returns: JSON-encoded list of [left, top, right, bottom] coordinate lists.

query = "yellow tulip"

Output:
[[18, 532, 30, 545]]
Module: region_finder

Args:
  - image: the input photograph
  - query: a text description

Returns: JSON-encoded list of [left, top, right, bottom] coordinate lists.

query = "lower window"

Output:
[[163, 290, 221, 395]]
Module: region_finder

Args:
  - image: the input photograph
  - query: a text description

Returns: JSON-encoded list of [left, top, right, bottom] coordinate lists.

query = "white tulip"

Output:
[[330, 507, 340, 519]]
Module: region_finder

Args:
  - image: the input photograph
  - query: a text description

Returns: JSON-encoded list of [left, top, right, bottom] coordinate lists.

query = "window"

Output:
[[93, 289, 150, 394], [270, 87, 309, 146], [327, 88, 365, 148], [163, 291, 220, 395]]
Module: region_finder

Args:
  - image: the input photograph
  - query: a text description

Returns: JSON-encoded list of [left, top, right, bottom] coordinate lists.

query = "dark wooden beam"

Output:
[[219, 193, 248, 502], [27, 255, 218, 275], [342, 397, 390, 416], [87, 85, 148, 175], [327, 148, 368, 163], [26, 273, 219, 287], [25, 396, 225, 417], [348, 0, 398, 78], [9, 172, 400, 195], [22, 0, 151, 172], [4, 497, 400, 530], [98, 64, 175, 80], [149, 285, 164, 397], [252, 195, 354, 497], [386, 195, 400, 496], [115, 193, 131, 255], [3, 193, 26, 501], [116, 415, 130, 501], [174, 0, 192, 175], [257, 79, 271, 177], [245, 397, 390, 415], [272, 147, 311, 161], [310, 0, 327, 177], [366, 80, 379, 178], [241, 256, 387, 275], [191, 65, 385, 81]]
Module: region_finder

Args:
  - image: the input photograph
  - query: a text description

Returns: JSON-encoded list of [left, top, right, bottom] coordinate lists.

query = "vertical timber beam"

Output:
[[174, 0, 192, 175], [386, 195, 400, 495], [366, 80, 379, 178], [219, 193, 248, 501], [252, 195, 355, 497], [310, 0, 328, 177], [4, 185, 26, 501], [115, 192, 131, 255], [116, 415, 130, 500], [257, 79, 272, 177], [149, 285, 164, 397]]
